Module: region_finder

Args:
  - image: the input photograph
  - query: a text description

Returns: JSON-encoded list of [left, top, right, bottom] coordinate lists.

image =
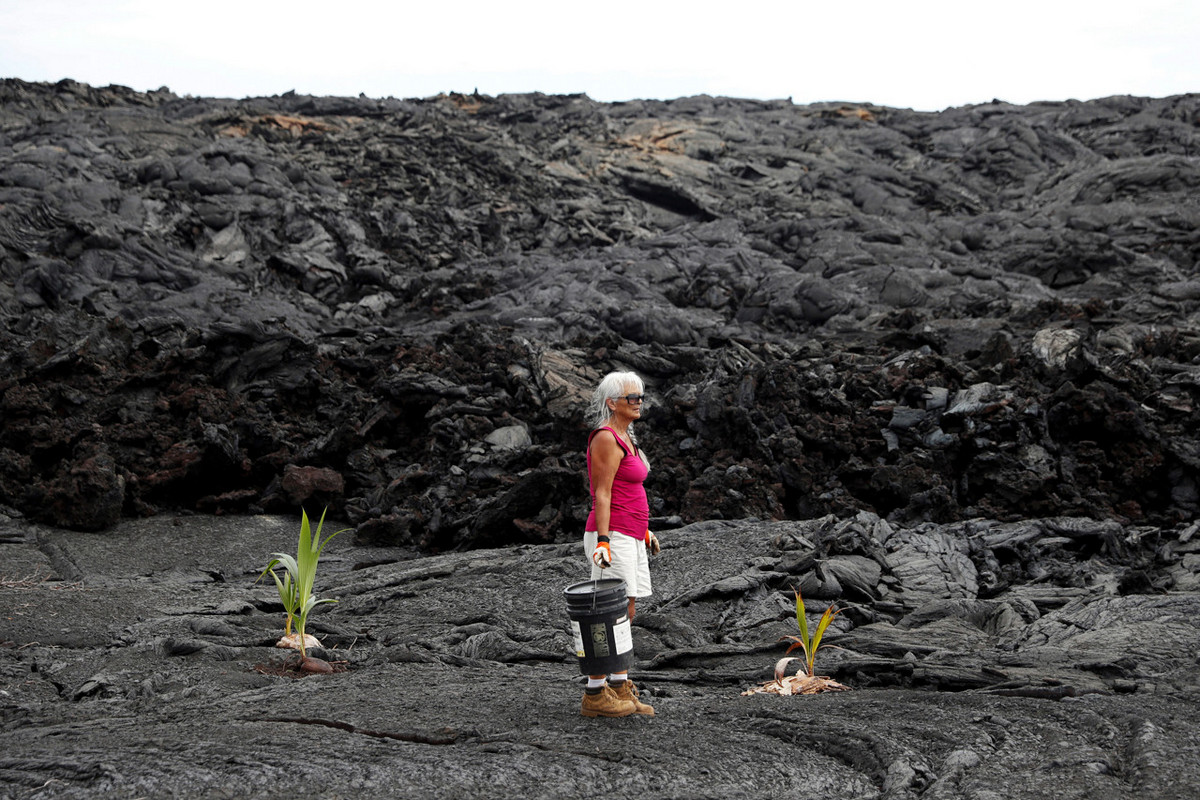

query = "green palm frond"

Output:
[[259, 507, 348, 658], [292, 508, 349, 658], [781, 587, 840, 677]]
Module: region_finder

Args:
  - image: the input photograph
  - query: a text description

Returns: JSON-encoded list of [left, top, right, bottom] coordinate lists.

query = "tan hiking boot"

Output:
[[609, 679, 655, 716], [580, 685, 636, 718]]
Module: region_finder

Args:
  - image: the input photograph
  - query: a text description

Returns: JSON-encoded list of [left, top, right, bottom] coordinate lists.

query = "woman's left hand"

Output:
[[592, 537, 612, 568]]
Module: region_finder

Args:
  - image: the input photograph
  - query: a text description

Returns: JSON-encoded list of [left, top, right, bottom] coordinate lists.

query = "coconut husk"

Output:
[[275, 631, 321, 651], [742, 674, 852, 696], [741, 656, 852, 696]]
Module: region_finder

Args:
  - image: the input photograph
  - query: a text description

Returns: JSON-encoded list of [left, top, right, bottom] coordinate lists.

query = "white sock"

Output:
[[586, 677, 607, 689], [608, 672, 628, 684]]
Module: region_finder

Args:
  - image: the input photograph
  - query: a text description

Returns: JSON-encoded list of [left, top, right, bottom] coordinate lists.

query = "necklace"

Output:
[[605, 420, 633, 449]]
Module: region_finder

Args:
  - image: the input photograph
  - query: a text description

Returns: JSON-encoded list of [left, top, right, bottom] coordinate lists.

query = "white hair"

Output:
[[589, 370, 645, 441]]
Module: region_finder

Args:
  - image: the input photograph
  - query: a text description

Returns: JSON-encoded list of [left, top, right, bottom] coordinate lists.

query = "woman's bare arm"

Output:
[[589, 429, 623, 537]]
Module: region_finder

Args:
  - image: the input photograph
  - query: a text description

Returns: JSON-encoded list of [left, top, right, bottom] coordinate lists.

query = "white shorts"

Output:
[[584, 530, 652, 598]]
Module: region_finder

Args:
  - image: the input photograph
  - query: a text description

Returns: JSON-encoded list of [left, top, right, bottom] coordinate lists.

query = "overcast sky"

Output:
[[2, 0, 1197, 111]]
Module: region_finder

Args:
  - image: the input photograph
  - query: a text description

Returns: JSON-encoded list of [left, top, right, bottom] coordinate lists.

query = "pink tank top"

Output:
[[585, 426, 650, 540]]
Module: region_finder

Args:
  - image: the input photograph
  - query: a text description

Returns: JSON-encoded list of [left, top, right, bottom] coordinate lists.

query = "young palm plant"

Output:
[[259, 507, 348, 660], [778, 587, 840, 679], [742, 586, 850, 696]]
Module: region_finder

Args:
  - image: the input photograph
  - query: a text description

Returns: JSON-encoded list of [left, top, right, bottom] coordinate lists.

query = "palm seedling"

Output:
[[742, 586, 850, 696], [259, 507, 348, 660], [778, 586, 840, 679]]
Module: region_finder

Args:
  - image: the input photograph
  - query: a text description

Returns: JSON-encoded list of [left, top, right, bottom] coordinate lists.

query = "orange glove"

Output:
[[592, 535, 612, 568], [646, 530, 660, 555]]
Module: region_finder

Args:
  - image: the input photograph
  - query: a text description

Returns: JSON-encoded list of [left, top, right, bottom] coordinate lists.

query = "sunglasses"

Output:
[[615, 393, 646, 405]]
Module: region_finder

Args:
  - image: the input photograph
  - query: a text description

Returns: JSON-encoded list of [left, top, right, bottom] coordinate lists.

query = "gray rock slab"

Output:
[[2, 514, 1199, 798]]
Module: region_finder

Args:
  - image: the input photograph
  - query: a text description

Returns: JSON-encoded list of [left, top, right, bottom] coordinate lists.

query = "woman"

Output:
[[580, 370, 660, 718]]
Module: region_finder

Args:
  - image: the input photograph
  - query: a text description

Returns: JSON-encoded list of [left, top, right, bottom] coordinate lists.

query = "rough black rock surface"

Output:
[[2, 79, 1200, 798], [1, 79, 1199, 548], [2, 513, 1199, 799]]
